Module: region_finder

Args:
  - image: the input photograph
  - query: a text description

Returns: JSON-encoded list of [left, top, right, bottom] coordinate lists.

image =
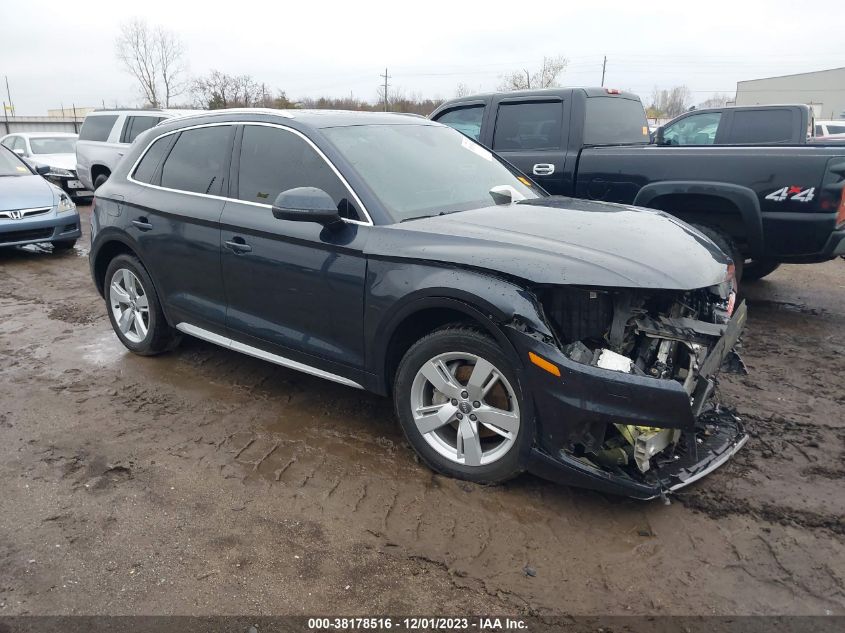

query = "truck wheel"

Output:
[[93, 173, 109, 190], [51, 239, 77, 252], [742, 259, 780, 282], [692, 224, 744, 283], [393, 325, 531, 484]]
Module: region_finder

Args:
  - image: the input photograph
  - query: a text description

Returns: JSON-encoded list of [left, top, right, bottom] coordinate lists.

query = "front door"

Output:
[[221, 124, 369, 374]]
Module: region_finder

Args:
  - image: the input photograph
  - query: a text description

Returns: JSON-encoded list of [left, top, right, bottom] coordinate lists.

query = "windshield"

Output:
[[584, 97, 650, 145], [0, 146, 32, 177], [322, 124, 541, 222], [29, 136, 76, 154]]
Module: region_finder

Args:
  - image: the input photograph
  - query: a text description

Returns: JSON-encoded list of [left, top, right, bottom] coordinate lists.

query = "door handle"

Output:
[[224, 237, 252, 254], [131, 217, 153, 231], [533, 163, 555, 176]]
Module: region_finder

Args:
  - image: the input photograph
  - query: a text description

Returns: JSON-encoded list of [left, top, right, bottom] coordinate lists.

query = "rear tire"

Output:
[[742, 259, 781, 282], [51, 239, 77, 251], [104, 254, 180, 356], [393, 325, 531, 484], [693, 224, 744, 283]]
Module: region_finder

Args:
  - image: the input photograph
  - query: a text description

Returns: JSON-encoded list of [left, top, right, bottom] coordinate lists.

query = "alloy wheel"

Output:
[[410, 351, 520, 466], [109, 268, 150, 344]]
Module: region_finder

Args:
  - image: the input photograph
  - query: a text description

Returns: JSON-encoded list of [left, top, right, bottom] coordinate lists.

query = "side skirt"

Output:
[[175, 322, 364, 390]]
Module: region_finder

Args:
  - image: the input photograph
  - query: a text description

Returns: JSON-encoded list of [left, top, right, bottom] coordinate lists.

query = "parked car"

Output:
[[0, 132, 91, 199], [75, 108, 200, 191], [654, 104, 814, 146], [0, 144, 81, 250], [815, 120, 845, 138], [89, 109, 747, 500], [432, 88, 845, 282]]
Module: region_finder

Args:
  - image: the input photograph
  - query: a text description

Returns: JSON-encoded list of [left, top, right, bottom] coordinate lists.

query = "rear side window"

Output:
[[728, 109, 793, 143], [236, 125, 360, 221], [584, 97, 650, 145], [436, 106, 484, 141], [493, 102, 562, 151], [132, 135, 176, 184], [121, 116, 164, 144], [79, 115, 118, 142], [827, 124, 845, 135], [160, 126, 232, 195]]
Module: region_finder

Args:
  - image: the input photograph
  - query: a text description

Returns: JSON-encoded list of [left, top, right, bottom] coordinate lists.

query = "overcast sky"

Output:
[[2, 0, 843, 114]]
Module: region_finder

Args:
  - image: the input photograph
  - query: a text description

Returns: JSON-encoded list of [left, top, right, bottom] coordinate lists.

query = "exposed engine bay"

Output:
[[535, 280, 746, 491]]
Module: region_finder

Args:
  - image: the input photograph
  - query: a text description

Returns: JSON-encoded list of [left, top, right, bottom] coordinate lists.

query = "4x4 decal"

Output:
[[765, 186, 815, 202]]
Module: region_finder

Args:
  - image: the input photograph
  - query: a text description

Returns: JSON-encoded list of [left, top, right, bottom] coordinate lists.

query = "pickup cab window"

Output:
[[584, 97, 650, 145], [435, 106, 484, 141], [662, 112, 721, 145], [728, 109, 793, 143], [493, 102, 562, 151]]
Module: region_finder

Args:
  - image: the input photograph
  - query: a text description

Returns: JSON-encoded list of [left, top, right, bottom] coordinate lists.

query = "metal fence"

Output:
[[1, 115, 85, 135]]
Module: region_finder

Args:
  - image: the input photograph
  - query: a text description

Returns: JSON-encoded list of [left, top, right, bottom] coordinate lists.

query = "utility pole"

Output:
[[601, 56, 607, 87], [380, 67, 391, 112], [4, 76, 13, 116], [2, 101, 9, 135]]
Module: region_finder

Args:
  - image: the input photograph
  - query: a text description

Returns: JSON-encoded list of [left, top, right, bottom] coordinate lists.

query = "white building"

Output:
[[735, 67, 845, 120]]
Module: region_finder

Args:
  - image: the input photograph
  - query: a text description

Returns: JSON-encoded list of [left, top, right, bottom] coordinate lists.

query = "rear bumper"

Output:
[[508, 302, 748, 499], [0, 211, 81, 247], [45, 174, 93, 199]]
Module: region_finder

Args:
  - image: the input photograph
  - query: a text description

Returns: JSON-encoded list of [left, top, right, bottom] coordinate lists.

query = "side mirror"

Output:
[[654, 126, 665, 145], [35, 165, 50, 176], [272, 187, 341, 225]]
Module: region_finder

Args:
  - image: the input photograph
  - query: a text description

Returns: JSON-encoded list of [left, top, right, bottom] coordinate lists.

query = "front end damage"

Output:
[[514, 280, 748, 499]]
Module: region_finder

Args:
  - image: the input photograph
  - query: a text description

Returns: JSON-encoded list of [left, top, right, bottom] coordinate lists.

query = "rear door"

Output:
[[489, 97, 568, 194], [220, 123, 369, 374], [125, 123, 234, 332]]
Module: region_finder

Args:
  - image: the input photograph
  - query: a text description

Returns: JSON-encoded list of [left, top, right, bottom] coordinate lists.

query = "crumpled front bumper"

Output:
[[509, 301, 749, 499]]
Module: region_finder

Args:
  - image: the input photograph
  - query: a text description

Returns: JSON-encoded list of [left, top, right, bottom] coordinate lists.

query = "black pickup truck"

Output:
[[431, 88, 845, 280]]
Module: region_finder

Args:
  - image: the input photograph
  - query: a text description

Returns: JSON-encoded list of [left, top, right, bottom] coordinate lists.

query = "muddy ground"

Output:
[[0, 205, 843, 616]]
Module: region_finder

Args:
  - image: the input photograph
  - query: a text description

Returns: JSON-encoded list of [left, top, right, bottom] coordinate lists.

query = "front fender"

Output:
[[365, 260, 554, 394], [633, 180, 764, 256]]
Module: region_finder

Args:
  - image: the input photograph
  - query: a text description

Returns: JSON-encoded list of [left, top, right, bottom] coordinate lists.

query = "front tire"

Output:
[[104, 254, 179, 355], [742, 258, 781, 282], [394, 326, 531, 484]]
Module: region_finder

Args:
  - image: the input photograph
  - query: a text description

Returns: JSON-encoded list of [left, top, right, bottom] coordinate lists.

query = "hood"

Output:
[[29, 153, 76, 171], [370, 197, 729, 289], [0, 175, 56, 211]]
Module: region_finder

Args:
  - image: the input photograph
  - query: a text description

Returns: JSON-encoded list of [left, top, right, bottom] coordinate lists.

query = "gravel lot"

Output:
[[0, 204, 843, 616]]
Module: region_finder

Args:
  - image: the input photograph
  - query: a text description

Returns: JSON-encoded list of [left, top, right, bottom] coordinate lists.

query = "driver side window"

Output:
[[663, 112, 722, 145]]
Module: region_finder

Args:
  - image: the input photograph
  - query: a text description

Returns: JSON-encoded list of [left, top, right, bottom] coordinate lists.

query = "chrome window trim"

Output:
[[126, 120, 373, 226], [175, 322, 364, 389]]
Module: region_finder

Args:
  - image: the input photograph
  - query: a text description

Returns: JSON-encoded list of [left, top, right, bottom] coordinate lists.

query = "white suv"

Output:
[[75, 109, 201, 191]]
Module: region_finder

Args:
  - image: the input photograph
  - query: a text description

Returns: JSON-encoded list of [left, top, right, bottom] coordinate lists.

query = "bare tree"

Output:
[[455, 83, 471, 98], [191, 70, 268, 109], [649, 85, 692, 118], [116, 19, 159, 106], [155, 26, 187, 107], [116, 18, 186, 107], [699, 93, 730, 109], [498, 56, 567, 91]]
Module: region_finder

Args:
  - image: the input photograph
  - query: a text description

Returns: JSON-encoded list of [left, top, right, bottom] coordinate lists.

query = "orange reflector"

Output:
[[529, 352, 561, 377], [517, 176, 532, 187]]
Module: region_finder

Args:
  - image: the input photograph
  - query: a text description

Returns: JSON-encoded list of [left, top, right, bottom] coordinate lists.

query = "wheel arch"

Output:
[[633, 181, 764, 257]]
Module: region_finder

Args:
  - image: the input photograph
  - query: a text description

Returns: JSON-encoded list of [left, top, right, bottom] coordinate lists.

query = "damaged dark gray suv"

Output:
[[89, 109, 747, 499]]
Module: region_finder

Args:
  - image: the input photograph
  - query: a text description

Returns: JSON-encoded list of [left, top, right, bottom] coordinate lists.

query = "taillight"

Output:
[[837, 187, 845, 227], [606, 88, 621, 95]]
